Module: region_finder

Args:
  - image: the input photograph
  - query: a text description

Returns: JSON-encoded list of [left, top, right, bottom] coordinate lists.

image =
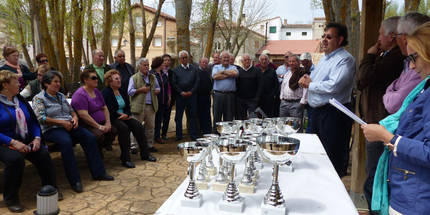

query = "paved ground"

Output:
[[0, 114, 369, 214]]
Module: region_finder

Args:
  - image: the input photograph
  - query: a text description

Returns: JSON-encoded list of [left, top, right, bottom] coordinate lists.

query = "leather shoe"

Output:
[[71, 182, 83, 193], [7, 203, 24, 213], [94, 174, 114, 181], [141, 154, 157, 162], [104, 144, 113, 151], [148, 147, 158, 152], [122, 161, 136, 168]]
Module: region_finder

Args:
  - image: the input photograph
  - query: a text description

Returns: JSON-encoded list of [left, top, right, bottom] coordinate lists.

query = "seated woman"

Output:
[[0, 46, 36, 91], [101, 69, 156, 168], [71, 68, 116, 153], [32, 71, 114, 193], [20, 64, 50, 100], [0, 70, 57, 213], [361, 22, 430, 215]]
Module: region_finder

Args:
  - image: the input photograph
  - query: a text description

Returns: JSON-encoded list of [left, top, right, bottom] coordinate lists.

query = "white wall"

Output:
[[282, 28, 313, 40], [252, 17, 282, 41]]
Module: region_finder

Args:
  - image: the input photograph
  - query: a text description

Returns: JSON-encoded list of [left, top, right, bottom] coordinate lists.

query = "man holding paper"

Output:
[[299, 23, 356, 177]]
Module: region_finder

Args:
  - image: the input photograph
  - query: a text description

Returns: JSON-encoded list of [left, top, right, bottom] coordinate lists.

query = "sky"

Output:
[[157, 0, 405, 25]]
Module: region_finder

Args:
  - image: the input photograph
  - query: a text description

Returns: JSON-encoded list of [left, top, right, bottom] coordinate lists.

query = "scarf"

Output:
[[0, 94, 28, 140], [372, 76, 430, 215], [289, 68, 305, 91]]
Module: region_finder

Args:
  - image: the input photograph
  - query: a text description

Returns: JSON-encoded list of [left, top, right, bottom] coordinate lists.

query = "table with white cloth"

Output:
[[156, 134, 358, 215]]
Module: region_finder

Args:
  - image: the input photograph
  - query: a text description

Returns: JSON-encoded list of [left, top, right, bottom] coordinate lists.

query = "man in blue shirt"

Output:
[[212, 51, 238, 131], [299, 23, 356, 177]]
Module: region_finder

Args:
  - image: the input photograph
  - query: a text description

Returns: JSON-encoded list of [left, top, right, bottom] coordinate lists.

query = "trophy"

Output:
[[177, 141, 208, 208], [257, 135, 300, 215], [203, 134, 219, 176], [195, 138, 211, 190], [275, 117, 302, 172], [212, 137, 229, 192], [238, 134, 259, 194], [216, 137, 252, 213]]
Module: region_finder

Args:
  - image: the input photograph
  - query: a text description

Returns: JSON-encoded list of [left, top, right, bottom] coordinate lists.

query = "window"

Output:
[[302, 32, 307, 36], [136, 39, 143, 47], [135, 17, 142, 27], [254, 41, 259, 49], [153, 37, 162, 47], [112, 38, 118, 47], [286, 32, 291, 36], [269, 26, 276, 33], [157, 20, 162, 27], [260, 25, 264, 31], [215, 41, 222, 50]]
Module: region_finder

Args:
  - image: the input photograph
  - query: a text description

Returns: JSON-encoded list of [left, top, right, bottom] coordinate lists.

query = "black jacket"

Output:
[[101, 86, 131, 120]]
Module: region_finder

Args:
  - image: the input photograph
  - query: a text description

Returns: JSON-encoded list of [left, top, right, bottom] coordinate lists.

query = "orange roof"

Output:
[[131, 3, 176, 21], [256, 40, 321, 55]]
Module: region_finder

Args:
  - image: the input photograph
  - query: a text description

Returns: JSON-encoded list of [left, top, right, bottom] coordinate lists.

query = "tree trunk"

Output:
[[72, 0, 84, 83], [231, 0, 245, 55], [175, 0, 192, 54], [127, 0, 136, 67], [102, 0, 112, 65], [140, 0, 166, 58], [405, 0, 421, 12], [39, 1, 58, 69], [48, 0, 69, 79], [140, 0, 147, 58], [14, 10, 33, 71], [87, 0, 97, 53], [322, 0, 335, 22], [29, 0, 43, 55], [116, 10, 125, 51], [203, 0, 219, 58], [233, 28, 250, 57], [65, 22, 73, 73]]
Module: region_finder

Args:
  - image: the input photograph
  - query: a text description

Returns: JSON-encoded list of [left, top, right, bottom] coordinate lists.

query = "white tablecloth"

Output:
[[156, 134, 358, 215]]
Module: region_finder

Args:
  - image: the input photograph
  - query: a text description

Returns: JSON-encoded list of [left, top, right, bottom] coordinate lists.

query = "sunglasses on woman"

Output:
[[407, 53, 419, 63], [89, 76, 98, 80]]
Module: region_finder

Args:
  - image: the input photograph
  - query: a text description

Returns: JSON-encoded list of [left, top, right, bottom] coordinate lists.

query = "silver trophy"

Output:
[[216, 137, 252, 213], [177, 141, 208, 208], [203, 134, 219, 176], [257, 135, 300, 215], [275, 117, 302, 171]]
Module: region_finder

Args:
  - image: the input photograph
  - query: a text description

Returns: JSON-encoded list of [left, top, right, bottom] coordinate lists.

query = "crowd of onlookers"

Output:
[[1, 11, 430, 214]]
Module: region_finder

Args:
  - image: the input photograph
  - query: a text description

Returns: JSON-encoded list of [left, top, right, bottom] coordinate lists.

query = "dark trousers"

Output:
[[235, 97, 257, 120], [0, 146, 56, 205], [311, 103, 353, 177], [197, 94, 212, 135], [112, 118, 150, 162], [162, 103, 173, 138], [82, 121, 117, 155], [364, 140, 384, 215], [154, 104, 169, 139], [213, 92, 235, 131], [44, 126, 106, 184], [305, 104, 314, 133], [175, 94, 198, 140]]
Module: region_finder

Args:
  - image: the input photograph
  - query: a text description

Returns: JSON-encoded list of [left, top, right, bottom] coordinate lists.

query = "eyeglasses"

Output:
[[407, 53, 419, 63], [40, 59, 48, 63], [89, 76, 98, 80]]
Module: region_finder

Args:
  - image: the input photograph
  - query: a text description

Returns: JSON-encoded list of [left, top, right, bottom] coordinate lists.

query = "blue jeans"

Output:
[[175, 94, 198, 140], [44, 126, 106, 184]]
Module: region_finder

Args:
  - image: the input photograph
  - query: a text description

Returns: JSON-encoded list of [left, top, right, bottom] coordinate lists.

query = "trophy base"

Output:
[[212, 181, 228, 192], [207, 168, 217, 176], [238, 183, 255, 194], [260, 202, 287, 215], [196, 180, 209, 190], [218, 197, 245, 213], [255, 162, 264, 169], [181, 196, 202, 208]]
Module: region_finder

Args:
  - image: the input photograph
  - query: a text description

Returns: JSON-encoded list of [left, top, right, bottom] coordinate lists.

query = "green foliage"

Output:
[[418, 0, 430, 15], [385, 0, 404, 18], [0, 0, 31, 46]]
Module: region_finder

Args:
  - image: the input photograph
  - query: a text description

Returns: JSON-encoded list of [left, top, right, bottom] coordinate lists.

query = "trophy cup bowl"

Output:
[[216, 138, 252, 213], [275, 117, 302, 135], [202, 134, 220, 177], [177, 142, 208, 208], [216, 121, 233, 136], [256, 135, 300, 215]]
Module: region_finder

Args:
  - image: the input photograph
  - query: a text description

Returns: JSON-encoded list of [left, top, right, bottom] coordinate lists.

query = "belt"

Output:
[[282, 99, 301, 102], [146, 103, 152, 105], [214, 90, 235, 94]]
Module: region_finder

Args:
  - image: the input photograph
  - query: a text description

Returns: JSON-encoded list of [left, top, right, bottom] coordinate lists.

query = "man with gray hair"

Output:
[[212, 51, 238, 130], [172, 50, 199, 141], [256, 53, 279, 117], [383, 12, 430, 114], [235, 53, 262, 120], [111, 49, 134, 92], [356, 16, 405, 213], [85, 49, 112, 91]]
